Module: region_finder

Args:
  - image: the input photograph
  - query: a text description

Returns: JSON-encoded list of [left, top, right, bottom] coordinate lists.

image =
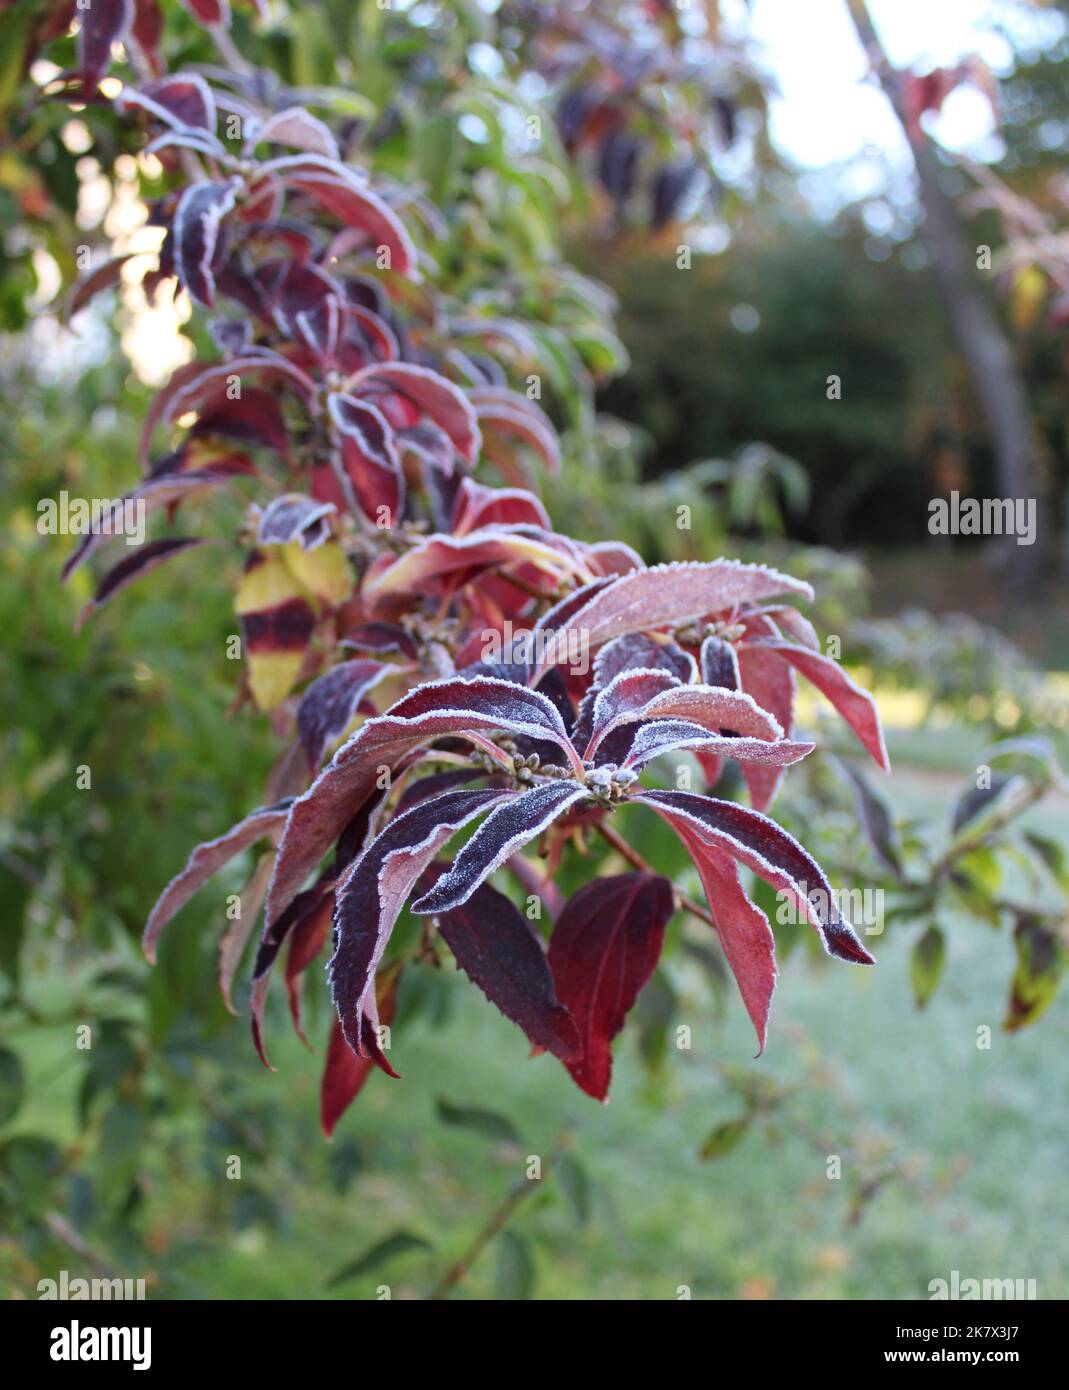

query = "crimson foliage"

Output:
[[54, 0, 887, 1125]]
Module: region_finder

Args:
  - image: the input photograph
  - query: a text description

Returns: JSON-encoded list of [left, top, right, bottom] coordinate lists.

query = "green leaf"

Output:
[[435, 1097, 518, 1144], [0, 1048, 25, 1125], [495, 1229, 535, 1300], [556, 1153, 591, 1227], [1005, 914, 1067, 1032], [699, 1115, 751, 1160], [841, 760, 902, 875], [95, 1098, 145, 1206], [325, 1230, 433, 1288], [910, 925, 945, 1010]]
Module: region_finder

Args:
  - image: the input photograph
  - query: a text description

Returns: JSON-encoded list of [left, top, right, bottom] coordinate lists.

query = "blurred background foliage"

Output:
[[1, 0, 1068, 1300]]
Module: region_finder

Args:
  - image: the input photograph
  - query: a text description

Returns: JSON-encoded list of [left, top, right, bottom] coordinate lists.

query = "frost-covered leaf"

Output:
[[267, 675, 581, 925], [348, 362, 480, 463], [538, 560, 813, 665], [142, 799, 292, 963], [297, 659, 395, 770], [412, 781, 590, 915], [330, 789, 512, 1053], [637, 791, 875, 968], [173, 178, 241, 307]]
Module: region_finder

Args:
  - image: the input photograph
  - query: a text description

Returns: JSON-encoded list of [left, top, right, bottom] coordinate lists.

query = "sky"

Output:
[[738, 0, 1063, 179]]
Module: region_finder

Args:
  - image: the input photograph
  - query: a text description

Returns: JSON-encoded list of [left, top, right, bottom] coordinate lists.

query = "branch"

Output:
[[596, 821, 719, 932]]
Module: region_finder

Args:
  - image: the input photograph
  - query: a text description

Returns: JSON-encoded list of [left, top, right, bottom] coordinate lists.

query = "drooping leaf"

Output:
[[547, 872, 674, 1101], [142, 799, 292, 962], [172, 178, 242, 307], [325, 1229, 432, 1288], [435, 1097, 519, 1143], [330, 789, 513, 1054], [321, 965, 402, 1138], [77, 537, 209, 629], [496, 1229, 535, 1300], [910, 924, 945, 1010], [436, 879, 580, 1061], [637, 791, 875, 967], [1005, 914, 1067, 1032], [79, 0, 133, 92], [751, 641, 890, 773]]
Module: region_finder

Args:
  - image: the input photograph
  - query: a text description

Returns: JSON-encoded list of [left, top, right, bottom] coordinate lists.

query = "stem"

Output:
[[595, 821, 717, 931], [428, 1145, 562, 1300]]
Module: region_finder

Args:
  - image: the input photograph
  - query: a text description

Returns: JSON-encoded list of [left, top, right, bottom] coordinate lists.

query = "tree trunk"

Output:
[[844, 0, 1047, 588]]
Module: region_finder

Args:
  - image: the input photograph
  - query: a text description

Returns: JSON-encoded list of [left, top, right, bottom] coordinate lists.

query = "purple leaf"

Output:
[[700, 635, 740, 689], [297, 659, 395, 770], [435, 878, 580, 1062], [330, 789, 512, 1053], [257, 494, 335, 549], [254, 107, 340, 161], [79, 0, 133, 92], [172, 178, 242, 307], [348, 363, 481, 464], [636, 790, 876, 966], [594, 633, 697, 687], [412, 781, 590, 914], [77, 537, 210, 629], [750, 641, 891, 772], [266, 676, 582, 925], [536, 560, 814, 667]]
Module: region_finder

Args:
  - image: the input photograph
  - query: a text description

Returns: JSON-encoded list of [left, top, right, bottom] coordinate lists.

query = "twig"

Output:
[[595, 821, 717, 931], [428, 1145, 563, 1300]]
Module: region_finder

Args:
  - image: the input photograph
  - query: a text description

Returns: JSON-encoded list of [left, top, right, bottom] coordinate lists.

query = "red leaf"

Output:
[[436, 879, 580, 1062], [142, 798, 292, 963], [537, 560, 814, 668], [77, 537, 210, 629], [348, 363, 480, 463], [321, 966, 401, 1139], [180, 0, 231, 26], [666, 825, 777, 1051], [547, 873, 674, 1100], [275, 167, 419, 281], [328, 393, 403, 524], [255, 107, 339, 161], [637, 790, 876, 967], [751, 641, 890, 773], [122, 75, 217, 133]]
